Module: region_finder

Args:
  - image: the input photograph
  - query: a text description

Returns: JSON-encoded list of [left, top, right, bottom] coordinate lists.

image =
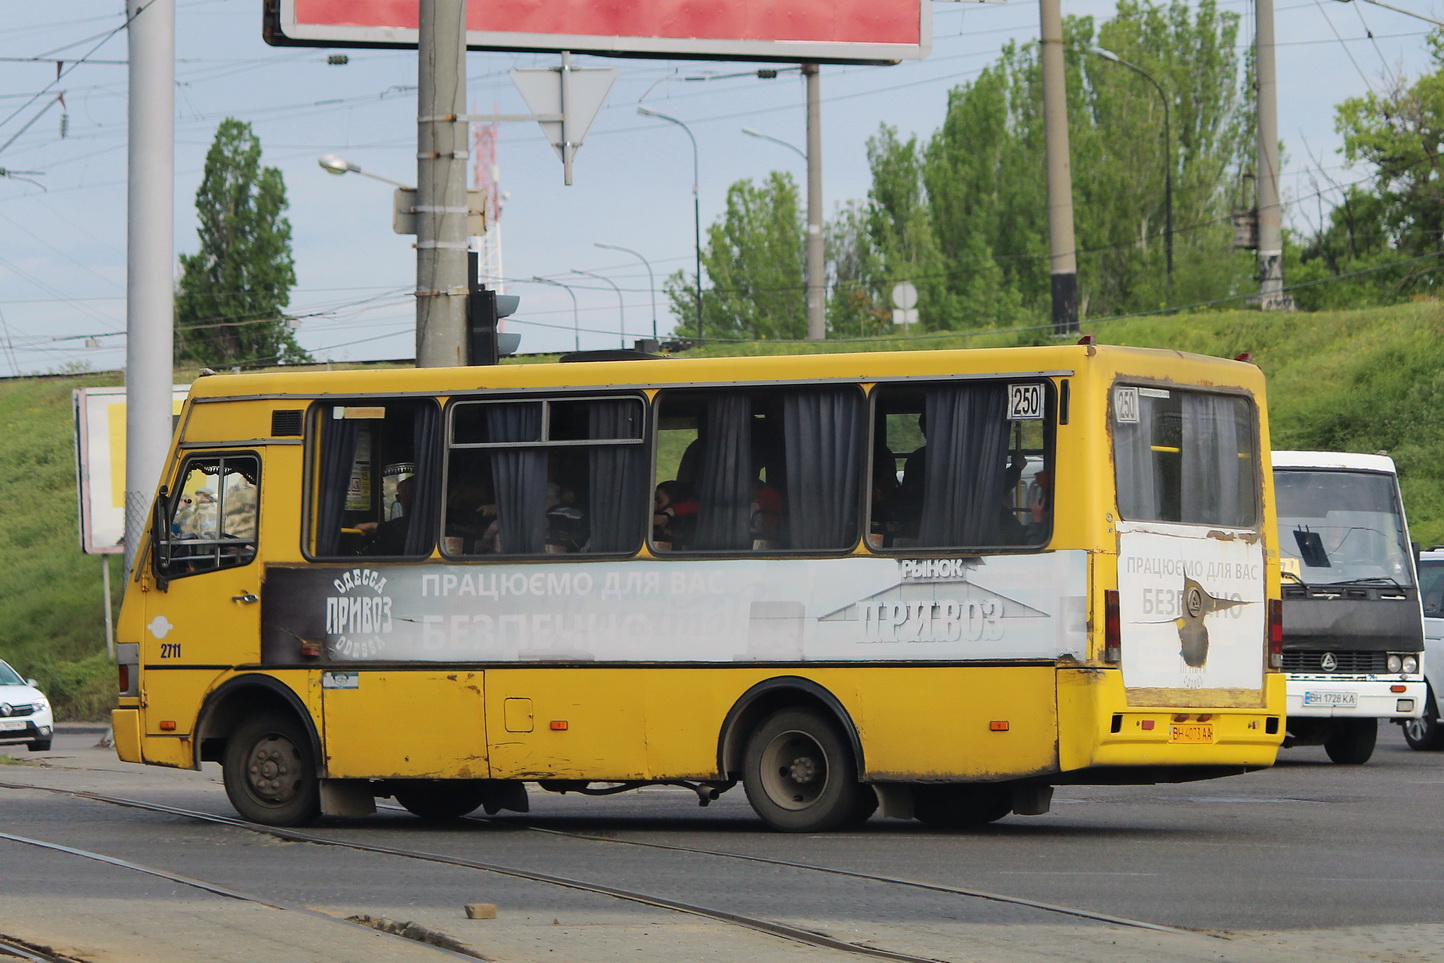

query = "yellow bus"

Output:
[[112, 342, 1285, 831]]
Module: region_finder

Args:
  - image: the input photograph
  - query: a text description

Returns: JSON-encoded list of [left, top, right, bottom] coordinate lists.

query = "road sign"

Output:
[[511, 63, 618, 184], [891, 281, 918, 310]]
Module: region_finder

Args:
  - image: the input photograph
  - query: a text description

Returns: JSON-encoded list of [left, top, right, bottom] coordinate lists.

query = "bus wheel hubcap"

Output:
[[246, 736, 297, 802], [760, 731, 827, 809]]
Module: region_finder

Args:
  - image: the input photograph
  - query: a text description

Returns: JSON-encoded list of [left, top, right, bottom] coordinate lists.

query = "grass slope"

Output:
[[4, 301, 1440, 717]]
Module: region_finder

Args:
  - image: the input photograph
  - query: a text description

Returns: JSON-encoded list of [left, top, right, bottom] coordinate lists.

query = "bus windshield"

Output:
[[1275, 469, 1413, 586]]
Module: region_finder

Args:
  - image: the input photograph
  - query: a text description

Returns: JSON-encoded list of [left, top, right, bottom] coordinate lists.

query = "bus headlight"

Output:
[[1387, 655, 1402, 673], [1402, 655, 1419, 674]]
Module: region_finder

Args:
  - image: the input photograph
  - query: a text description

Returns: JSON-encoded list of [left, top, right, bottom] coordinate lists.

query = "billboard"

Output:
[[264, 0, 930, 64], [73, 386, 191, 555]]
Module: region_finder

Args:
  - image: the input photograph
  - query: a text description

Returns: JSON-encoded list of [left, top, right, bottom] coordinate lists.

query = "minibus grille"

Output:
[[1280, 650, 1388, 674]]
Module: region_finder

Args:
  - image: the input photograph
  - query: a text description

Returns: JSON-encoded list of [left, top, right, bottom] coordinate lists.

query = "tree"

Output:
[[176, 118, 308, 366], [1296, 30, 1444, 305], [665, 172, 805, 340]]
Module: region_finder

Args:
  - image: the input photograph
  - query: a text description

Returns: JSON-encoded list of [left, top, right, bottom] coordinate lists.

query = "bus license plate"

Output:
[[0, 720, 26, 731], [1303, 691, 1358, 707], [1169, 723, 1215, 744]]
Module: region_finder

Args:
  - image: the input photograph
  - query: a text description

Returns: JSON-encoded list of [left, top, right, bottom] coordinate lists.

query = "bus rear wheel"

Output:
[[392, 781, 490, 821], [1324, 718, 1377, 765], [913, 785, 1011, 828], [223, 712, 320, 826], [743, 708, 864, 833]]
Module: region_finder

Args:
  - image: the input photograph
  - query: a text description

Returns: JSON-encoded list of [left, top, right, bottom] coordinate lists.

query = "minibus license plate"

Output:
[[1169, 723, 1214, 744], [1303, 691, 1357, 707]]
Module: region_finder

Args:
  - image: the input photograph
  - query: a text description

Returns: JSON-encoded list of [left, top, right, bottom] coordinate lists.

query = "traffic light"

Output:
[[466, 252, 520, 366]]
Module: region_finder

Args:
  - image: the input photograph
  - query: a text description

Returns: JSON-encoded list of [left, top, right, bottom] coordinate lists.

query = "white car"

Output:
[[0, 659, 54, 752], [1405, 550, 1444, 750]]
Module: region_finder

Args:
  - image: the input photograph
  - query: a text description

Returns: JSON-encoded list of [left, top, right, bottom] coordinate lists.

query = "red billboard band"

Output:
[[272, 0, 928, 63]]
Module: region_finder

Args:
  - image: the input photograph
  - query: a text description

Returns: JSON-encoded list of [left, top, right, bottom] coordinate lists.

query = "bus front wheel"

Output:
[[222, 712, 321, 826], [1324, 718, 1377, 765], [742, 708, 865, 833]]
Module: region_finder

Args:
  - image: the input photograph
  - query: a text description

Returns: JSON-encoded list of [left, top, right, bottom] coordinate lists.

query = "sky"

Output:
[[0, 0, 1437, 375]]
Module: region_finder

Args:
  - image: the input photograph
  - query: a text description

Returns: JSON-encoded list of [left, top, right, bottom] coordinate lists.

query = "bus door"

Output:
[[1110, 385, 1267, 705], [145, 452, 263, 742]]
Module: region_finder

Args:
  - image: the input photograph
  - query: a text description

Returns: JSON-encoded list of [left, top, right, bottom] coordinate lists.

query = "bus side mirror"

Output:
[[151, 486, 172, 591]]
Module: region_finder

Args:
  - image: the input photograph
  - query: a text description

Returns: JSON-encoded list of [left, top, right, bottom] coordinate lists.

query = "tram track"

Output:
[[1, 779, 1354, 962]]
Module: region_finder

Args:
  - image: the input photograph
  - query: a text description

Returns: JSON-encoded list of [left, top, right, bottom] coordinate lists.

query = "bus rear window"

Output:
[[1113, 386, 1256, 527]]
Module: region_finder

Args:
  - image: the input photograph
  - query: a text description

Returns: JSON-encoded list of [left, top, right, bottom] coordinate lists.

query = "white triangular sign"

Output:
[[511, 66, 618, 162]]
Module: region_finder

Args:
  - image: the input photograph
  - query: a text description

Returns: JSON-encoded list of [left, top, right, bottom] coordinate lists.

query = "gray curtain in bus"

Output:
[[1114, 394, 1159, 521], [315, 412, 358, 556], [783, 389, 863, 549], [1181, 393, 1244, 526], [486, 402, 547, 553], [917, 384, 1010, 547], [692, 394, 753, 551], [588, 400, 646, 553], [402, 403, 441, 556]]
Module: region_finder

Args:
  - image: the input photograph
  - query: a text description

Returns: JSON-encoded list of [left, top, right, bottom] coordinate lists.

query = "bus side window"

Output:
[[652, 386, 865, 553], [445, 395, 646, 557], [871, 382, 1052, 551], [311, 401, 440, 559]]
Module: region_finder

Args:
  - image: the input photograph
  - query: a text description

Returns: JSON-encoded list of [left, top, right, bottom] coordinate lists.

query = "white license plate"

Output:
[[1303, 690, 1358, 707], [0, 719, 26, 731]]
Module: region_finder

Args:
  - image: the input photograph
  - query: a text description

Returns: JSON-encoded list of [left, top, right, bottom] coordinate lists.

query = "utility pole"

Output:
[[1039, 0, 1079, 335], [803, 63, 826, 341], [415, 0, 471, 366], [124, 0, 174, 574], [1255, 0, 1292, 309]]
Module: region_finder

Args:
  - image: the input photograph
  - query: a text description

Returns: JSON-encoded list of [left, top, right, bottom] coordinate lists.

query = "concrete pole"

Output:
[[803, 63, 826, 341], [415, 0, 470, 367], [1255, 0, 1290, 309], [1039, 0, 1079, 335], [124, 0, 175, 575]]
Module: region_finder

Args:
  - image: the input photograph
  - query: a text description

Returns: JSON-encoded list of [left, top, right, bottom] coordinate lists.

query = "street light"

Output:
[[1091, 49, 1173, 293], [317, 153, 412, 189], [595, 242, 656, 342], [636, 105, 703, 343], [743, 124, 826, 340], [572, 268, 626, 348], [741, 127, 804, 160], [531, 276, 581, 352]]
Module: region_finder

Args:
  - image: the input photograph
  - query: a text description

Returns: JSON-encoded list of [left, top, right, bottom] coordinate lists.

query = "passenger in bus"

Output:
[[653, 481, 698, 550], [223, 477, 258, 540], [546, 481, 588, 553], [444, 476, 498, 553], [357, 476, 412, 556], [751, 477, 785, 548], [869, 449, 901, 549], [1025, 469, 1050, 545]]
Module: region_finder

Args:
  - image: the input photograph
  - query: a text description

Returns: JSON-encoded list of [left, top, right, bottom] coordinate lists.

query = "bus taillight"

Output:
[[118, 663, 130, 694], [1268, 598, 1283, 669], [1104, 589, 1121, 663]]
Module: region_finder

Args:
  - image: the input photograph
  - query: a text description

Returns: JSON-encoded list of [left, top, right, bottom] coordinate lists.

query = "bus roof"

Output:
[[1273, 450, 1397, 474], [180, 343, 1262, 401]]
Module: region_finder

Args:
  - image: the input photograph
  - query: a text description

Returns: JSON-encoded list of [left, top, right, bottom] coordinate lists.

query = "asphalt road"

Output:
[[1, 727, 1441, 963]]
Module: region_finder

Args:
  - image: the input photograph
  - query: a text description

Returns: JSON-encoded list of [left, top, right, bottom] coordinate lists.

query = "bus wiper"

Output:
[[1280, 569, 1306, 585], [1326, 576, 1406, 588]]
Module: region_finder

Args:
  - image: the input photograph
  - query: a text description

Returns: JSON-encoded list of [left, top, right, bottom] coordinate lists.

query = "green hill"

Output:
[[4, 301, 1440, 718]]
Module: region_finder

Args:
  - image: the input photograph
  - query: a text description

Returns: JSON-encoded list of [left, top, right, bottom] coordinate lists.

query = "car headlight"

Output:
[[1388, 654, 1403, 673], [32, 701, 46, 713], [1402, 655, 1420, 674]]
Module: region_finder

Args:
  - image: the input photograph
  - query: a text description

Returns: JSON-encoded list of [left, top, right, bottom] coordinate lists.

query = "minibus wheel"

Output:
[[742, 708, 865, 833], [1323, 718, 1377, 765], [1402, 687, 1444, 751], [223, 712, 321, 826]]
